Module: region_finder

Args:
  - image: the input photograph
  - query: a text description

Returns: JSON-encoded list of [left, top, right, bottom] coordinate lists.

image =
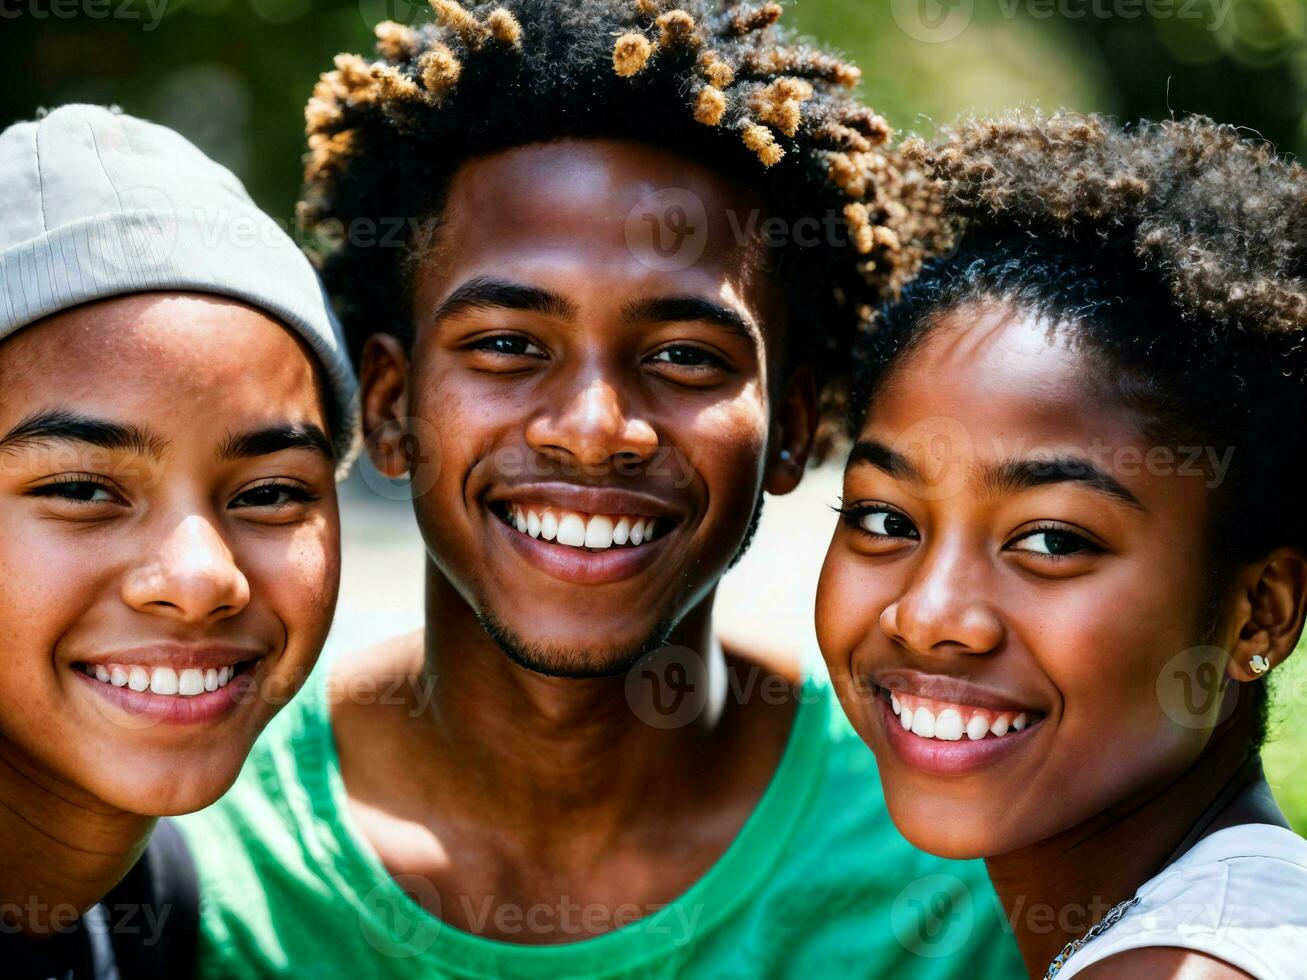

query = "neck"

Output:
[[410, 565, 728, 845], [0, 741, 153, 937], [985, 717, 1264, 977]]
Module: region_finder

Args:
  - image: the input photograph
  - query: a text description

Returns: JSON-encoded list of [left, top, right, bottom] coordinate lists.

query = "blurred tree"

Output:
[[1, 0, 1302, 216]]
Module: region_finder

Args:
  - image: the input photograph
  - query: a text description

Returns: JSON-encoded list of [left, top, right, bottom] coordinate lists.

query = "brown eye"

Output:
[[1009, 528, 1099, 557], [30, 479, 119, 505], [472, 335, 545, 358], [651, 345, 724, 368], [231, 483, 317, 510]]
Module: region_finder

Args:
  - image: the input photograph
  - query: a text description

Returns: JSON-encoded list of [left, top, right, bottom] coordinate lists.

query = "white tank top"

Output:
[[1058, 823, 1307, 979]]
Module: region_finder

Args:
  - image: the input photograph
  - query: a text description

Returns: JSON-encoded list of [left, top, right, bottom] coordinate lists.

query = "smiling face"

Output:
[[815, 301, 1253, 858], [0, 293, 340, 816], [363, 138, 810, 676]]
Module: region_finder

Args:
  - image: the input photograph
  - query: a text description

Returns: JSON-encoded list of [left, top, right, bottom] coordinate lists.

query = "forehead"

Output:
[[0, 293, 327, 435], [419, 138, 783, 324], [870, 302, 1141, 452]]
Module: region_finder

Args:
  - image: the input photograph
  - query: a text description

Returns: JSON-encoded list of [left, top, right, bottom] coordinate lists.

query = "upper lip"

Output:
[[869, 668, 1044, 715], [74, 644, 265, 670], [485, 482, 688, 521]]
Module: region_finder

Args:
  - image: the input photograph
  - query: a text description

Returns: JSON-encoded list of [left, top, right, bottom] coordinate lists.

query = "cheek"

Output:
[[681, 386, 770, 491], [238, 517, 341, 650], [1031, 564, 1215, 786], [0, 518, 110, 646]]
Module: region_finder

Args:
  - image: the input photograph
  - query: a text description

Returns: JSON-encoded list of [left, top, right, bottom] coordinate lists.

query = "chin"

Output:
[[478, 611, 674, 679], [90, 759, 244, 817]]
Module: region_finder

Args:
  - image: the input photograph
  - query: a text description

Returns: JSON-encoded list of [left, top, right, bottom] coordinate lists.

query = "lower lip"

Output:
[[493, 512, 674, 585], [878, 693, 1042, 776], [72, 666, 258, 726]]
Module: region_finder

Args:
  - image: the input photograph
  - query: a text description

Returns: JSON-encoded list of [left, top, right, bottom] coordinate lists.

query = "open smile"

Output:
[[71, 649, 265, 726], [873, 679, 1046, 776], [485, 487, 685, 586]]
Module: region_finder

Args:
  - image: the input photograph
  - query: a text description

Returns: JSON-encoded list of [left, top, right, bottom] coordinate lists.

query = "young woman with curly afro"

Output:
[[817, 110, 1307, 979]]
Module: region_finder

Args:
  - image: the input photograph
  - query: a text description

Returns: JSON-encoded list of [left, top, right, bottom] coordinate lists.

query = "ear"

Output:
[[359, 333, 411, 479], [1227, 547, 1307, 683], [764, 366, 818, 496]]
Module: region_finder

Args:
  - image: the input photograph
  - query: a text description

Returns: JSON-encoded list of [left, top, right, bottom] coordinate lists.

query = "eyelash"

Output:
[[1007, 523, 1104, 560], [835, 501, 919, 540], [468, 334, 546, 359], [28, 474, 120, 505], [229, 481, 319, 510]]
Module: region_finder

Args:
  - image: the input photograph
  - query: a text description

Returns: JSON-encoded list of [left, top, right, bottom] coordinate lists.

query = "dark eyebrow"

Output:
[[621, 295, 761, 346], [433, 275, 578, 324], [848, 439, 1143, 509], [987, 455, 1144, 509], [847, 439, 922, 481], [217, 424, 335, 462], [0, 409, 169, 458]]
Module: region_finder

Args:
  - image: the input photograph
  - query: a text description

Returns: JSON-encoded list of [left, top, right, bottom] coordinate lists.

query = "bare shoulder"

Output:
[[331, 628, 425, 685], [719, 637, 804, 692], [328, 629, 425, 728], [1077, 947, 1256, 979]]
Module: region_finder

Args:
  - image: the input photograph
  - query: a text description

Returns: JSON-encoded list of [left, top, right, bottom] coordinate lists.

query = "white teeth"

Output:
[[584, 515, 614, 549], [910, 706, 936, 738], [178, 668, 205, 696], [934, 709, 964, 741], [149, 667, 179, 696], [87, 662, 242, 697], [889, 689, 1036, 743], [507, 505, 665, 551], [556, 513, 587, 547]]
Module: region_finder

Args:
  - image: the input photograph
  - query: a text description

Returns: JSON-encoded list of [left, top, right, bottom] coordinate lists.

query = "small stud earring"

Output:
[[1249, 654, 1271, 676], [779, 450, 794, 463]]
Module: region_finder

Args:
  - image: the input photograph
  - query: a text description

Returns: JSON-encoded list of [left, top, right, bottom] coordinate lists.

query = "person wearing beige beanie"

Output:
[[0, 103, 358, 979]]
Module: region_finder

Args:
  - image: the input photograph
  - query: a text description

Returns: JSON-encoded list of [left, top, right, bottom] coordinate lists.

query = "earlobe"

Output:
[[359, 334, 411, 479], [1226, 549, 1307, 683], [764, 367, 818, 496]]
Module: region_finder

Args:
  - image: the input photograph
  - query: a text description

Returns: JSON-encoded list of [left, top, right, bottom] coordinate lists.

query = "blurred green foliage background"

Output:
[[1, 0, 1304, 832]]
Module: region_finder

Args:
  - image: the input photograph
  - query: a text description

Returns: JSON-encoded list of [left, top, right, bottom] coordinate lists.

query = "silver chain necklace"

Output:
[[1041, 895, 1141, 979]]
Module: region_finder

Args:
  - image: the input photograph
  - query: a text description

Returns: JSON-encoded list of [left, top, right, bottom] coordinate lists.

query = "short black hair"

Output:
[[853, 111, 1307, 745], [298, 0, 939, 454]]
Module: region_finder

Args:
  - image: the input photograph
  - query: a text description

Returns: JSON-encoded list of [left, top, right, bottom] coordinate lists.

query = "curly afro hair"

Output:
[[854, 110, 1307, 746], [298, 0, 940, 451]]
